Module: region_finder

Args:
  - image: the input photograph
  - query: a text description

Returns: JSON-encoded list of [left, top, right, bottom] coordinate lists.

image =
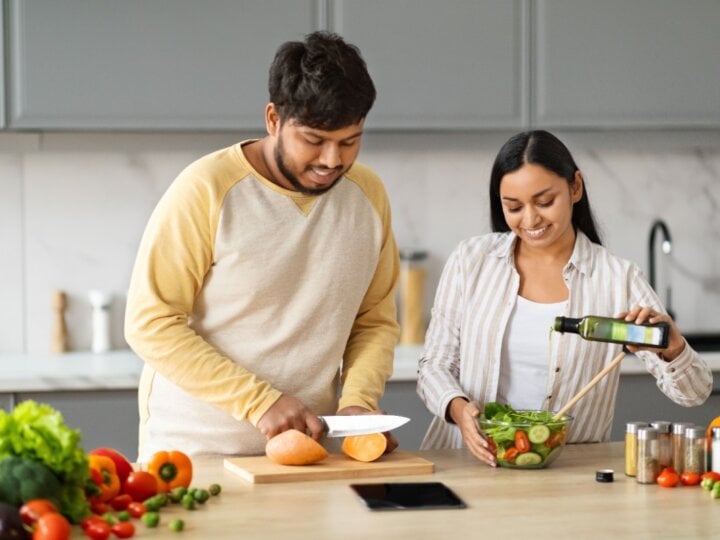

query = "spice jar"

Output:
[[684, 427, 706, 475], [671, 422, 692, 475], [625, 422, 648, 477], [650, 421, 672, 469], [711, 427, 720, 474], [637, 427, 660, 484], [399, 250, 428, 345]]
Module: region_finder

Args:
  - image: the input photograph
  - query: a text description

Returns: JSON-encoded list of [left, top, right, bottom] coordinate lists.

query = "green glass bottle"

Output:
[[554, 315, 669, 348]]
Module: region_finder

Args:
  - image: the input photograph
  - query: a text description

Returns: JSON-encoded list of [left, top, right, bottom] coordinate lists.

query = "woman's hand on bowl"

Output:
[[448, 398, 497, 467]]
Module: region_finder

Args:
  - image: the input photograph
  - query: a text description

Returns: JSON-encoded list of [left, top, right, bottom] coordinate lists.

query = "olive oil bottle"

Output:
[[554, 315, 669, 348]]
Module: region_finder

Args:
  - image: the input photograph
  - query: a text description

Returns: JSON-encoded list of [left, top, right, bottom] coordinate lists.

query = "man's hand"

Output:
[[336, 406, 399, 454], [448, 397, 497, 467], [256, 395, 325, 440]]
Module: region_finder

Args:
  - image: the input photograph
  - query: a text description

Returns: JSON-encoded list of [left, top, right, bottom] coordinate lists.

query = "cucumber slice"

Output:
[[515, 452, 543, 466], [527, 424, 551, 444]]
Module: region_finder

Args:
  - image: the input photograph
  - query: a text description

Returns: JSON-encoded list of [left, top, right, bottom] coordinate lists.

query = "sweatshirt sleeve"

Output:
[[628, 264, 713, 406], [124, 168, 282, 426], [338, 174, 401, 412]]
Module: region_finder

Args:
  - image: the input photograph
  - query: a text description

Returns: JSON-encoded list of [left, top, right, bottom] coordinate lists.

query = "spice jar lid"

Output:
[[596, 469, 614, 483], [637, 427, 659, 440], [672, 422, 693, 435], [626, 421, 648, 434], [650, 421, 671, 433], [684, 427, 706, 439]]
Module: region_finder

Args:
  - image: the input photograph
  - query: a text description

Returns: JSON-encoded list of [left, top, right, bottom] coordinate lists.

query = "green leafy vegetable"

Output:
[[0, 456, 62, 507], [0, 400, 90, 522]]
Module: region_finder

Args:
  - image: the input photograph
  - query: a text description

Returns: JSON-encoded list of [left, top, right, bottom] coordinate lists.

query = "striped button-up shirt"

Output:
[[417, 231, 712, 449]]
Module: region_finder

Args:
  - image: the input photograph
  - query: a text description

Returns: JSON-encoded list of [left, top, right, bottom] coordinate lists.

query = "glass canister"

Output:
[[671, 422, 693, 475], [684, 427, 707, 475], [650, 421, 672, 469], [711, 427, 720, 474], [637, 427, 660, 484], [398, 250, 428, 345], [625, 421, 648, 477]]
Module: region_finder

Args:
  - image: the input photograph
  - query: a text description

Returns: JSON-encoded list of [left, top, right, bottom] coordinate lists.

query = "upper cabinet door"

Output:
[[7, 0, 320, 130], [533, 0, 720, 128], [331, 0, 527, 130], [0, 2, 5, 128]]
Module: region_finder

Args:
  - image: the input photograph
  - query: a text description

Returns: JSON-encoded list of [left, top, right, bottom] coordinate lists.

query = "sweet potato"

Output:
[[341, 432, 388, 462], [265, 429, 329, 465]]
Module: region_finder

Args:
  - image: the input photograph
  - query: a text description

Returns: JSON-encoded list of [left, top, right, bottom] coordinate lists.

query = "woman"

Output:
[[416, 130, 712, 466]]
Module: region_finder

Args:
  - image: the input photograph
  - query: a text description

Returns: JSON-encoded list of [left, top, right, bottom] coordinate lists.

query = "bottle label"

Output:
[[609, 322, 664, 347]]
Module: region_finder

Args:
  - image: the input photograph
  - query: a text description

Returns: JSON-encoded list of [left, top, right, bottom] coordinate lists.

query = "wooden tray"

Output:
[[224, 451, 434, 484]]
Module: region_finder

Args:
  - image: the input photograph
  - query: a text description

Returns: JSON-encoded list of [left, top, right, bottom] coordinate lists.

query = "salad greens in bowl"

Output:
[[478, 402, 572, 469]]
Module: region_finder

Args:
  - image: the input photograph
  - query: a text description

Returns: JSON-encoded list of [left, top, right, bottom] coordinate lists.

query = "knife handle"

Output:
[[316, 416, 329, 436]]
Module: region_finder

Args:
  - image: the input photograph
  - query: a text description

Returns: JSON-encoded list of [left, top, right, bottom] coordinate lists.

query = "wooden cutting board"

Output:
[[224, 451, 434, 484]]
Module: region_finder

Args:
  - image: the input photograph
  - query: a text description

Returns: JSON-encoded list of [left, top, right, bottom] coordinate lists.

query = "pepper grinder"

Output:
[[50, 290, 69, 353], [88, 290, 112, 353]]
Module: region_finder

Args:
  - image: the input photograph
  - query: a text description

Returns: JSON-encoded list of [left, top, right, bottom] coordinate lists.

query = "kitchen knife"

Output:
[[318, 415, 410, 437]]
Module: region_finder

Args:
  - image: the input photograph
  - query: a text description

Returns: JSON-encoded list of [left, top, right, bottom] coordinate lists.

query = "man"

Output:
[[125, 31, 400, 459]]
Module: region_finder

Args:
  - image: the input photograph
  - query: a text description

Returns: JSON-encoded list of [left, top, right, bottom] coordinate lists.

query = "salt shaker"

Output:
[[671, 422, 692, 475], [88, 290, 112, 353], [684, 427, 706, 475], [711, 427, 720, 474], [637, 427, 660, 484], [650, 421, 672, 469]]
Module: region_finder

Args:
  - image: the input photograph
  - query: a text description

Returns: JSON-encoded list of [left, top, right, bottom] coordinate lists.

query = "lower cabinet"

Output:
[[2, 390, 139, 460], [380, 381, 434, 450], [611, 375, 720, 440]]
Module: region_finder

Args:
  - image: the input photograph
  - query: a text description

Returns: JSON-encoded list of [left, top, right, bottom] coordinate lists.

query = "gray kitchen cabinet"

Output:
[[533, 0, 720, 128], [13, 390, 140, 460], [330, 0, 527, 129], [0, 1, 5, 128], [611, 375, 720, 441], [380, 381, 434, 450], [6, 0, 320, 130]]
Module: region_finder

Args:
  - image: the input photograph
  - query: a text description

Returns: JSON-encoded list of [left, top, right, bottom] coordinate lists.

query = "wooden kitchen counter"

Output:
[[103, 442, 718, 539]]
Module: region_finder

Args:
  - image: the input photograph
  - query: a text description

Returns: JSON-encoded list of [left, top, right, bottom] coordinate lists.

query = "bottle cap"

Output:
[[684, 427, 706, 440], [650, 421, 671, 433], [626, 421, 648, 434], [596, 469, 614, 482], [672, 422, 693, 435], [637, 427, 659, 440]]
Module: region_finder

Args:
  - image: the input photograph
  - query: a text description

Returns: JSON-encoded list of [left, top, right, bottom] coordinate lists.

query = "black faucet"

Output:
[[648, 219, 674, 320]]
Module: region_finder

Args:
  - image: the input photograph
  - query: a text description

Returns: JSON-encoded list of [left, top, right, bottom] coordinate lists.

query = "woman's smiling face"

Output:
[[499, 163, 583, 249]]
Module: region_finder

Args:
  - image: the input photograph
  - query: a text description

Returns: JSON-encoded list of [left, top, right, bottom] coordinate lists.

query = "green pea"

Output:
[[142, 511, 160, 528], [208, 483, 222, 496], [169, 519, 185, 532], [102, 512, 116, 525], [193, 488, 210, 504], [181, 493, 196, 510], [117, 510, 131, 522]]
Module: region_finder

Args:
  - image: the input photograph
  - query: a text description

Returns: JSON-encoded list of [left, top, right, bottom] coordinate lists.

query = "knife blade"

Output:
[[318, 415, 410, 438]]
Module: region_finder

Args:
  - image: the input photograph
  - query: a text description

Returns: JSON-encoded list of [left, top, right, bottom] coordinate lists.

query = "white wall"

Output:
[[1, 129, 719, 354]]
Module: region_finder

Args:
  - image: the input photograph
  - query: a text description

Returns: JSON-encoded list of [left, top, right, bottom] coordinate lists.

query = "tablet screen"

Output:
[[350, 482, 466, 511]]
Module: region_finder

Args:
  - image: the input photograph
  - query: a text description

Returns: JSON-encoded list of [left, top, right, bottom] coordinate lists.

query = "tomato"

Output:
[[32, 512, 71, 540], [503, 447, 519, 463], [701, 471, 720, 482], [126, 502, 147, 518], [111, 521, 136, 538], [680, 471, 702, 486], [123, 471, 158, 502], [109, 494, 132, 511], [657, 467, 680, 488], [90, 500, 111, 515], [545, 432, 564, 449], [19, 499, 58, 526], [84, 519, 111, 540], [514, 431, 530, 453]]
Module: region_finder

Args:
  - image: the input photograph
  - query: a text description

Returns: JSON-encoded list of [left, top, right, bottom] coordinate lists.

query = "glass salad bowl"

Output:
[[478, 404, 573, 469]]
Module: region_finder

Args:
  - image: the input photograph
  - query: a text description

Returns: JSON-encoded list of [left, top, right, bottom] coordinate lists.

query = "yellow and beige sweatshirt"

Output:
[[125, 141, 400, 460]]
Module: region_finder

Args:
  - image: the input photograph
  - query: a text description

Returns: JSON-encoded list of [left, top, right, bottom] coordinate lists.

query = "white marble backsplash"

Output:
[[1, 130, 719, 354]]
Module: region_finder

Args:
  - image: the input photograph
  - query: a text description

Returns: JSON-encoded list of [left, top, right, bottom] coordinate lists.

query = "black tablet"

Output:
[[350, 482, 467, 511]]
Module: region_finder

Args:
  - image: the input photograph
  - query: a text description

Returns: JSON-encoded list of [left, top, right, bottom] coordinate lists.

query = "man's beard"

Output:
[[274, 138, 343, 196]]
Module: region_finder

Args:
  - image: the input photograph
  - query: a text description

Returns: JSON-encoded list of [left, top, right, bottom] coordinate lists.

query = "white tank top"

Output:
[[497, 296, 567, 411]]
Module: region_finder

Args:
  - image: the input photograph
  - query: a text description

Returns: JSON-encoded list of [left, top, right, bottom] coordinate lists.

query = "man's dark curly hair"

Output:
[[268, 31, 376, 130]]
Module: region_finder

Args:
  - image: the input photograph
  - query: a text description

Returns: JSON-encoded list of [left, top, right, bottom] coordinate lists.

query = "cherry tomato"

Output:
[[111, 521, 136, 538], [90, 500, 111, 515], [19, 499, 58, 527], [514, 431, 531, 453], [81, 515, 107, 531], [680, 471, 701, 486], [503, 447, 519, 463], [109, 494, 132, 511], [545, 432, 564, 449], [123, 471, 158, 502], [126, 502, 147, 518], [701, 471, 720, 482], [84, 519, 111, 540], [32, 512, 71, 540], [657, 467, 680, 488]]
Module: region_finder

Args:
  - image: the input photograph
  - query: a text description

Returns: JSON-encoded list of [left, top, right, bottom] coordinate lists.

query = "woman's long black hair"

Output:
[[489, 130, 602, 245]]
